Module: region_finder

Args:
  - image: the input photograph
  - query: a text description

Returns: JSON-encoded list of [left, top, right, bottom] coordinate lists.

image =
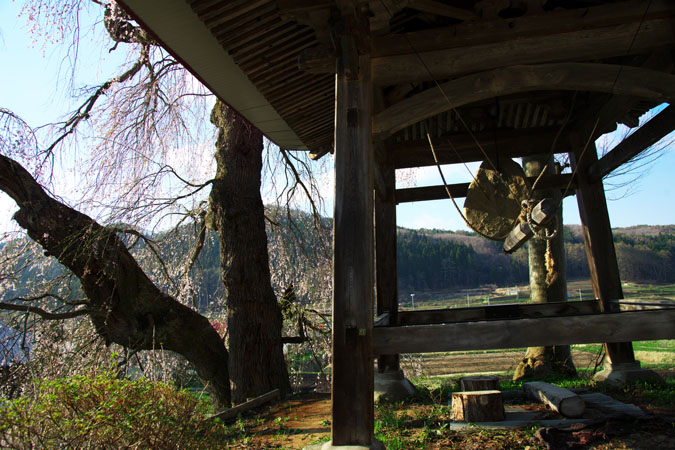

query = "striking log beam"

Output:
[[373, 309, 675, 355], [395, 174, 576, 204], [392, 126, 567, 169], [371, 17, 674, 85], [503, 198, 557, 254], [372, 0, 675, 57], [587, 105, 675, 183], [396, 300, 601, 326], [373, 64, 675, 141]]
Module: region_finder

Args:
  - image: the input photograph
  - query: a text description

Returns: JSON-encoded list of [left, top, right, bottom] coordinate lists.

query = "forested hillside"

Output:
[[398, 224, 675, 293], [2, 214, 673, 309]]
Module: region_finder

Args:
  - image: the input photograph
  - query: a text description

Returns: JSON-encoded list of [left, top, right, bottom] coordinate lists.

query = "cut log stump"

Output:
[[451, 390, 505, 422], [523, 381, 585, 418], [459, 375, 500, 391]]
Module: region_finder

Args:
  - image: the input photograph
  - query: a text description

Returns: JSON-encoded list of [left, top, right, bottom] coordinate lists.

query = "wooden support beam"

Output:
[[587, 105, 675, 183], [569, 138, 636, 365], [395, 174, 575, 203], [405, 0, 476, 20], [567, 50, 674, 139], [371, 17, 675, 85], [373, 64, 675, 141], [331, 22, 374, 446], [396, 300, 601, 326], [392, 127, 567, 169], [396, 182, 470, 203], [372, 0, 675, 57], [375, 144, 400, 374], [373, 309, 675, 355]]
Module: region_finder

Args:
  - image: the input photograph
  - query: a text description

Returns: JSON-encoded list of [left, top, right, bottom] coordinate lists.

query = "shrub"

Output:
[[0, 371, 228, 449]]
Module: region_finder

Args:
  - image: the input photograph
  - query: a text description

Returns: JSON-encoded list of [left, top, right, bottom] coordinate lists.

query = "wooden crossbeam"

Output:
[[372, 0, 675, 58], [568, 50, 674, 140], [373, 64, 675, 141], [587, 104, 675, 183], [396, 300, 601, 326], [392, 127, 566, 169], [371, 17, 674, 85], [395, 174, 575, 204], [300, 3, 675, 77], [373, 308, 675, 354], [405, 0, 476, 20]]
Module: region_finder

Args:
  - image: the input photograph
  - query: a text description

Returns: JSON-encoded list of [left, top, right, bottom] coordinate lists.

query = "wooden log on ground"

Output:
[[579, 393, 647, 419], [523, 382, 585, 418], [209, 389, 281, 423], [451, 390, 505, 422], [459, 375, 500, 391]]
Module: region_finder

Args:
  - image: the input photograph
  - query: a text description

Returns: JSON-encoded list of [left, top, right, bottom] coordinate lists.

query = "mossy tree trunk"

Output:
[[0, 155, 232, 409], [513, 155, 577, 381], [209, 101, 291, 404]]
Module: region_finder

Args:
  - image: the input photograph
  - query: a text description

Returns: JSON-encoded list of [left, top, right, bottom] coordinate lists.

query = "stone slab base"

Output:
[[374, 370, 416, 403], [303, 438, 385, 450], [448, 406, 591, 430], [592, 361, 663, 387]]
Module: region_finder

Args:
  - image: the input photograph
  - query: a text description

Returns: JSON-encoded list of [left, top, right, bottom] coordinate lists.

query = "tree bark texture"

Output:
[[514, 155, 576, 381], [209, 101, 291, 404], [0, 154, 232, 409]]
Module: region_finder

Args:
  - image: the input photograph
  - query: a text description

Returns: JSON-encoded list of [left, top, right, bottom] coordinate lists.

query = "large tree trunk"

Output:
[[514, 155, 576, 381], [209, 101, 291, 404], [0, 155, 232, 409]]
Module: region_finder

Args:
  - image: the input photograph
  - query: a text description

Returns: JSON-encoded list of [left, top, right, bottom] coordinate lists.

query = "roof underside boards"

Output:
[[119, 0, 307, 150], [119, 0, 675, 163]]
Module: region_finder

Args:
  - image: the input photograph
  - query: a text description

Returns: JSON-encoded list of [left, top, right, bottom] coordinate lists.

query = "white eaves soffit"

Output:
[[120, 0, 306, 150]]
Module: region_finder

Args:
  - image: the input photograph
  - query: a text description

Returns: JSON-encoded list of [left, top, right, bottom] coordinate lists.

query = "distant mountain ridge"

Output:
[[2, 212, 673, 311]]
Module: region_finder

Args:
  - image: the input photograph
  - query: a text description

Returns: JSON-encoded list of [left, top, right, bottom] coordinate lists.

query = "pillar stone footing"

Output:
[[303, 438, 386, 450], [593, 361, 663, 387], [374, 369, 416, 403]]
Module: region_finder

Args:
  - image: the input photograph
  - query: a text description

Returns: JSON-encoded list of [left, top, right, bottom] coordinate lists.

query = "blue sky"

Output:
[[1, 1, 673, 234]]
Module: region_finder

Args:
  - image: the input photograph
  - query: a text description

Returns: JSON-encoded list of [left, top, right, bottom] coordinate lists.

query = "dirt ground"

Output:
[[223, 351, 674, 449]]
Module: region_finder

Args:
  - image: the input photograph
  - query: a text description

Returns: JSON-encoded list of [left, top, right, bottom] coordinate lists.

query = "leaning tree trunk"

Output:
[[209, 101, 291, 404], [0, 155, 232, 409], [514, 155, 577, 381]]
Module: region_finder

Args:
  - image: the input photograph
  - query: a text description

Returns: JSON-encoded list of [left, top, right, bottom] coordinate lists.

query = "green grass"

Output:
[[574, 340, 675, 355]]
